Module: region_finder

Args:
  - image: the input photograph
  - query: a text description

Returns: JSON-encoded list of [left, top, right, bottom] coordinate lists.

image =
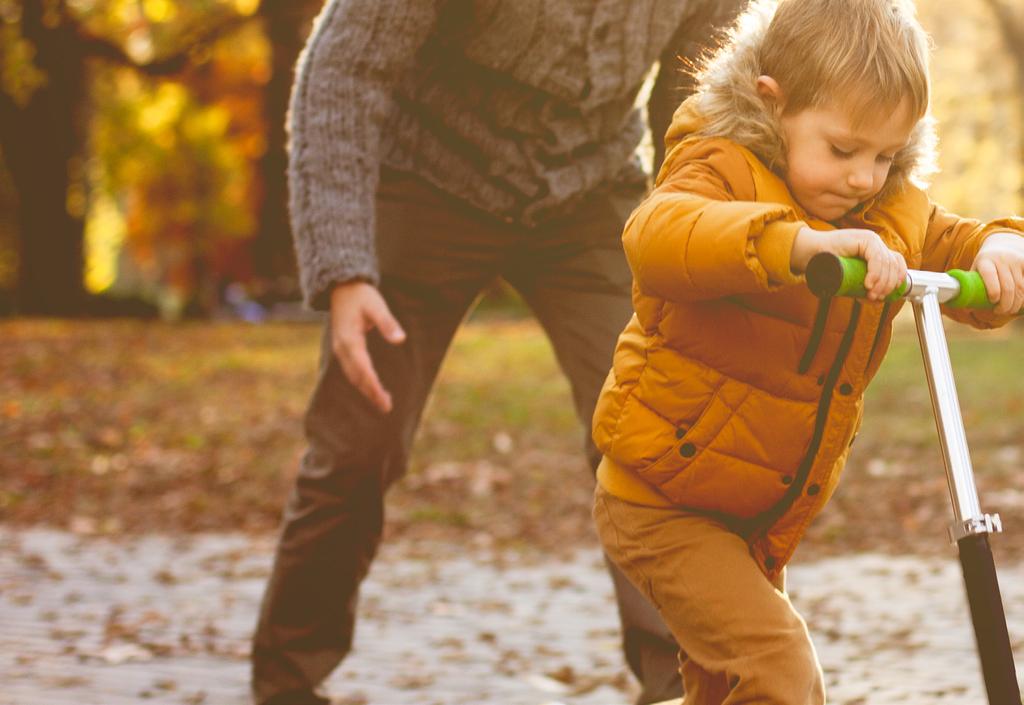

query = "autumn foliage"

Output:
[[0, 0, 1021, 317]]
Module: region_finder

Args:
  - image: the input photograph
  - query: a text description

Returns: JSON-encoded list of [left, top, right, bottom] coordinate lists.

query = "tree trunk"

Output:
[[252, 0, 318, 294], [0, 1, 89, 315]]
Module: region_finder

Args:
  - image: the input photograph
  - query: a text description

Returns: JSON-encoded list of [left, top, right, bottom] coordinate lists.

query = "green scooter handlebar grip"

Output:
[[805, 253, 908, 301], [946, 269, 993, 309], [806, 254, 997, 309]]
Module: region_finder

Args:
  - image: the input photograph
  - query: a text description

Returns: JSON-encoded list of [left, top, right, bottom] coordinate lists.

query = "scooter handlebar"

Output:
[[805, 253, 996, 309]]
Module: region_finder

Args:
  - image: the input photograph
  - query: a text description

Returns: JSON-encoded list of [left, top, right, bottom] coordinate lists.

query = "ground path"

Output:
[[3, 528, 1023, 705]]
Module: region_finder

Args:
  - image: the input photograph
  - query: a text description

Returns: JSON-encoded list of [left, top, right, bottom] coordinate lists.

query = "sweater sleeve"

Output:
[[288, 0, 440, 310], [622, 139, 805, 303], [922, 202, 1024, 328]]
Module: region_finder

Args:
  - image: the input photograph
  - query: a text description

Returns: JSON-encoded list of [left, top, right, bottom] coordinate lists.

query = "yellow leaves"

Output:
[[138, 82, 187, 136], [85, 194, 126, 293], [0, 22, 48, 107], [84, 29, 268, 306], [232, 0, 260, 16], [182, 103, 231, 143], [141, 0, 177, 23], [108, 0, 140, 26], [65, 0, 98, 14]]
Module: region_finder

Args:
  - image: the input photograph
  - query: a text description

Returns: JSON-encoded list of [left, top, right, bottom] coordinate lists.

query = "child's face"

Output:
[[778, 98, 916, 222]]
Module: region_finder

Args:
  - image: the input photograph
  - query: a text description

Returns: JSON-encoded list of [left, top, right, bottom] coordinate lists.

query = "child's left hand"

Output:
[[972, 232, 1024, 315]]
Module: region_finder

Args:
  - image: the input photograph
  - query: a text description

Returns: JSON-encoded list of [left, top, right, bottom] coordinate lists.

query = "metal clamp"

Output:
[[949, 514, 1003, 543]]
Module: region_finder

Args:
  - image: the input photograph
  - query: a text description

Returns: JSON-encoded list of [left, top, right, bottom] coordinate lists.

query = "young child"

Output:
[[591, 0, 1024, 702]]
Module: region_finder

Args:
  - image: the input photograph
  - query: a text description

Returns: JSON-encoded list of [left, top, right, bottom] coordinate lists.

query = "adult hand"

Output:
[[973, 231, 1024, 315], [329, 281, 406, 413], [791, 225, 907, 301]]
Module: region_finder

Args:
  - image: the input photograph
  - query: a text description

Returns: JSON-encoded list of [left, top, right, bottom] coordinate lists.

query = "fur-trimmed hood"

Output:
[[661, 0, 938, 200]]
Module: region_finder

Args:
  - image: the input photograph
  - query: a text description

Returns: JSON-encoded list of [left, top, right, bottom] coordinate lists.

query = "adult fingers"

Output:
[[328, 283, 405, 413], [336, 331, 393, 413], [365, 295, 406, 344]]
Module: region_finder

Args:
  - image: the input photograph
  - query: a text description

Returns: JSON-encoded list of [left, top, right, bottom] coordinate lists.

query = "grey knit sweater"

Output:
[[288, 0, 731, 309]]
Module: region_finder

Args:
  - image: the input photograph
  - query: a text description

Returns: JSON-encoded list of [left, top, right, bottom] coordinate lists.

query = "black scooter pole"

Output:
[[960, 532, 1019, 704]]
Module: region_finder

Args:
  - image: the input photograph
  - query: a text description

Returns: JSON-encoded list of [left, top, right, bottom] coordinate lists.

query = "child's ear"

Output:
[[756, 75, 785, 109]]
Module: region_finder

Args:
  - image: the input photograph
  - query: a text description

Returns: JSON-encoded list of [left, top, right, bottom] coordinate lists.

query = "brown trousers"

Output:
[[594, 486, 826, 705], [250, 168, 682, 704]]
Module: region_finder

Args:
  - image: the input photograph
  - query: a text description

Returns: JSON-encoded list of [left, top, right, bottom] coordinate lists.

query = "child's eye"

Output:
[[830, 145, 854, 159]]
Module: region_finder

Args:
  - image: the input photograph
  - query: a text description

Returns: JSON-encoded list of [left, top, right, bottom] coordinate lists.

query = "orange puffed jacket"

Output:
[[592, 9, 1024, 578]]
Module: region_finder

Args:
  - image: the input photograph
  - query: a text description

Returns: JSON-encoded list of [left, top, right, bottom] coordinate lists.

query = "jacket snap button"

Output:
[[807, 483, 821, 496], [675, 427, 686, 439], [679, 442, 696, 457], [816, 375, 825, 386], [781, 475, 793, 485], [764, 556, 776, 570], [839, 383, 853, 395]]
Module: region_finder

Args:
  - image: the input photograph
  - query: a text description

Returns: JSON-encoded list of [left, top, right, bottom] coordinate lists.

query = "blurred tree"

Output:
[[83, 0, 319, 317], [87, 7, 270, 317], [89, 56, 262, 317], [1, 0, 92, 315], [984, 0, 1024, 91], [0, 145, 16, 282], [918, 0, 1020, 222], [982, 0, 1024, 209], [0, 0, 262, 315], [252, 0, 318, 296]]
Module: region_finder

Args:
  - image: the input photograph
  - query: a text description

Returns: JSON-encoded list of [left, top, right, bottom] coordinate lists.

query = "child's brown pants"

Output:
[[594, 485, 826, 705]]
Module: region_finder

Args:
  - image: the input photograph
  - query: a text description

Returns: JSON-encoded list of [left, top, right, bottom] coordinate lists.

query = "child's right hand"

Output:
[[791, 225, 907, 301]]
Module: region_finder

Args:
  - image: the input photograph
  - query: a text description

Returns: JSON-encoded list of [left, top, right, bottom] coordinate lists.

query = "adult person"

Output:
[[251, 2, 745, 704]]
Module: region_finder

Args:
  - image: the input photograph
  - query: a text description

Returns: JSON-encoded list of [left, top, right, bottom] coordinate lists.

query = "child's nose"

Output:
[[848, 166, 874, 193]]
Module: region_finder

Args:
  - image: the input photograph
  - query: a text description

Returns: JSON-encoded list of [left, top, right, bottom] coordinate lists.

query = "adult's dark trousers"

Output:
[[251, 168, 682, 704]]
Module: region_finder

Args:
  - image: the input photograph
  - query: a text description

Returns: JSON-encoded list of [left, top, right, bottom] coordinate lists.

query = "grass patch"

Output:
[[1, 315, 1022, 559]]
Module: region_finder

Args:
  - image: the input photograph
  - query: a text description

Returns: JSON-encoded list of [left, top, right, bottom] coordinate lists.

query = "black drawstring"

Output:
[[798, 296, 832, 373], [745, 299, 863, 539], [863, 300, 892, 374]]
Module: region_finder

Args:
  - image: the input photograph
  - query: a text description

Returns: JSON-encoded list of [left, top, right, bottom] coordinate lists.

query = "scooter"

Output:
[[805, 252, 1020, 705]]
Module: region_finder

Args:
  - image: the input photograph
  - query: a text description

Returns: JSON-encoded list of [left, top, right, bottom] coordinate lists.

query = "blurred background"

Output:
[[1, 0, 322, 320], [1, 3, 1023, 702], [0, 0, 1022, 548], [0, 0, 1020, 319]]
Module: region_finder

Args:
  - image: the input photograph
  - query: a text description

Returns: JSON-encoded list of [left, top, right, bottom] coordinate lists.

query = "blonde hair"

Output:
[[688, 0, 938, 191], [758, 0, 931, 126]]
